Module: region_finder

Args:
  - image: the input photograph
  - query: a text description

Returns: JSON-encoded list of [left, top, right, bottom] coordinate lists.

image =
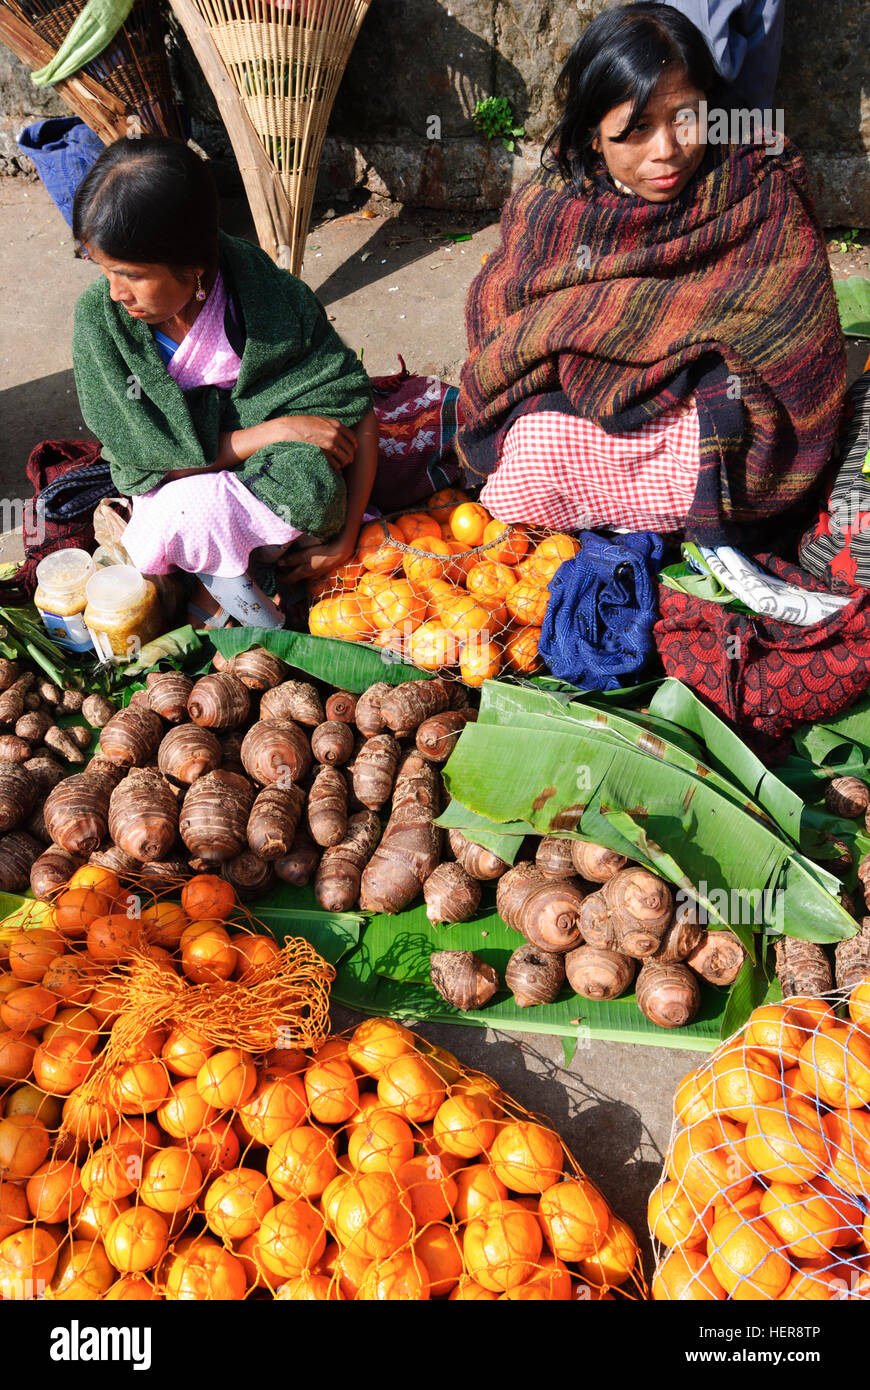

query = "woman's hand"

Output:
[[276, 532, 356, 585], [272, 415, 358, 471]]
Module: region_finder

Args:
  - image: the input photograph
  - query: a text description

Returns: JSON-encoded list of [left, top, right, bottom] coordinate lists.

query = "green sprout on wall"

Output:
[[472, 97, 525, 152]]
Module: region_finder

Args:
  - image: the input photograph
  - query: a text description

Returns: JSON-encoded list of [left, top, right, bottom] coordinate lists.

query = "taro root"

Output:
[[23, 693, 42, 711], [219, 730, 246, 776], [351, 734, 400, 811], [88, 844, 140, 880], [354, 682, 392, 738], [380, 678, 452, 739], [359, 753, 443, 914], [565, 945, 635, 1001], [516, 878, 585, 954], [260, 680, 324, 727], [325, 691, 357, 724], [43, 726, 89, 764], [835, 920, 870, 993], [30, 845, 84, 898], [0, 674, 35, 726], [652, 899, 706, 964], [179, 769, 256, 865], [311, 720, 355, 767], [685, 930, 746, 986], [0, 736, 33, 764], [81, 695, 116, 729], [15, 711, 54, 744], [247, 784, 306, 861], [221, 647, 288, 691], [0, 659, 19, 692], [449, 828, 510, 882], [430, 950, 499, 1011], [188, 672, 251, 731], [222, 850, 274, 899], [505, 943, 566, 1007], [158, 725, 222, 787], [23, 756, 66, 796], [636, 961, 700, 1028], [137, 860, 188, 893], [0, 831, 44, 894], [423, 862, 481, 924], [26, 805, 51, 845], [0, 763, 37, 833], [415, 710, 478, 763], [128, 690, 152, 711], [99, 707, 164, 767], [603, 867, 673, 959], [59, 689, 84, 714], [496, 862, 544, 931], [570, 839, 628, 883], [109, 770, 180, 863], [825, 776, 870, 818], [241, 719, 312, 786], [578, 890, 616, 950], [146, 672, 194, 724], [275, 832, 321, 888], [535, 837, 577, 880], [315, 811, 381, 912], [66, 726, 92, 752], [306, 768, 348, 849], [775, 937, 833, 999], [36, 679, 61, 707]]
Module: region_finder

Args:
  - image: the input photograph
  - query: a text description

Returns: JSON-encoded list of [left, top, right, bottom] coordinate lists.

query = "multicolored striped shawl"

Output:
[[456, 140, 846, 543]]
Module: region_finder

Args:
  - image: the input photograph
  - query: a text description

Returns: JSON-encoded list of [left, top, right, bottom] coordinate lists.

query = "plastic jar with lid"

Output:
[[84, 565, 165, 663], [34, 549, 96, 652]]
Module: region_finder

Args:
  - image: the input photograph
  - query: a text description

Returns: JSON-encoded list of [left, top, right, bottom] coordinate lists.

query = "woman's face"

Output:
[[593, 67, 708, 203], [85, 247, 202, 324]]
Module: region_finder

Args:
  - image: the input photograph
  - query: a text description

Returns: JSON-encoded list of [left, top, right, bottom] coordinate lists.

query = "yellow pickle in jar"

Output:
[[84, 565, 165, 662]]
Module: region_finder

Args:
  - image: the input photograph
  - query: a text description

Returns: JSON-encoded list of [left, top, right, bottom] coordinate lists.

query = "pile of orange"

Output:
[[307, 488, 580, 685], [0, 875, 643, 1300], [650, 990, 870, 1301]]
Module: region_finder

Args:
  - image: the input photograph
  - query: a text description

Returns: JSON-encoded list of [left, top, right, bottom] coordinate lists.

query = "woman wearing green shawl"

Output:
[[71, 136, 376, 626]]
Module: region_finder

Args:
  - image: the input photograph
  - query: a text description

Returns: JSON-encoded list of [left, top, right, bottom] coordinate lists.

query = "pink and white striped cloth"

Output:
[[121, 271, 301, 578], [479, 401, 701, 533]]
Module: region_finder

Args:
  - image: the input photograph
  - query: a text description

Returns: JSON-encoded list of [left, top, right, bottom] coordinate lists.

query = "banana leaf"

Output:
[[246, 881, 362, 966], [206, 628, 428, 693], [441, 708, 856, 946], [834, 276, 870, 337], [434, 801, 531, 864], [124, 625, 204, 676]]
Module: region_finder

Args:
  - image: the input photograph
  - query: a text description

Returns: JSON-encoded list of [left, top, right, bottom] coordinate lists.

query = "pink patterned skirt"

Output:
[[479, 402, 701, 532]]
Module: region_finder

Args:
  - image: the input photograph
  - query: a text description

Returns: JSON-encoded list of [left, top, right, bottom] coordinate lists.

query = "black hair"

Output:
[[542, 2, 719, 190], [72, 135, 219, 273]]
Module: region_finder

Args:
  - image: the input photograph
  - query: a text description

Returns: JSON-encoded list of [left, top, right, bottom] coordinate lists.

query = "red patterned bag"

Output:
[[654, 554, 870, 750]]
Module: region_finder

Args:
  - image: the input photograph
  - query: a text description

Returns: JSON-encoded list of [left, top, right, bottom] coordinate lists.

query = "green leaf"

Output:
[[124, 625, 203, 675], [252, 882, 362, 965], [434, 801, 530, 864], [206, 628, 428, 693], [835, 276, 870, 336], [561, 1035, 579, 1067]]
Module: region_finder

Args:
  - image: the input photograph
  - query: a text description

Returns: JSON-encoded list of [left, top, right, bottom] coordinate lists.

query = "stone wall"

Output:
[[2, 0, 868, 225]]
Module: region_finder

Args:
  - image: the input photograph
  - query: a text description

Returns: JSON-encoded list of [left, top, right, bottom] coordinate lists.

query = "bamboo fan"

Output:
[[169, 0, 372, 277], [0, 0, 183, 141]]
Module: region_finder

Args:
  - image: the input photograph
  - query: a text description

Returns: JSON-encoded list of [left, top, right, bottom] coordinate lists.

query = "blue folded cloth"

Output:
[[38, 461, 116, 522], [538, 531, 665, 689], [17, 118, 104, 231]]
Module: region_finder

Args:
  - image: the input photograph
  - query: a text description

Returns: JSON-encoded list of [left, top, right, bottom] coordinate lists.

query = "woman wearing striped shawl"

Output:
[[456, 3, 845, 547]]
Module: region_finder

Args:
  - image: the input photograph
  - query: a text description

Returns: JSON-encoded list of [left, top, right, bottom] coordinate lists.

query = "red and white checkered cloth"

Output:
[[479, 401, 701, 532]]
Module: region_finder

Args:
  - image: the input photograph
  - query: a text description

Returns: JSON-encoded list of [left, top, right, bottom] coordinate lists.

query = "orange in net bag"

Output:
[[649, 986, 870, 1302], [0, 873, 644, 1299], [307, 491, 582, 684]]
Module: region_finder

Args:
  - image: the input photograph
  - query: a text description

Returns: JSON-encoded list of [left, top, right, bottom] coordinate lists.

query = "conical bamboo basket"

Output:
[[0, 0, 183, 142], [169, 0, 372, 276]]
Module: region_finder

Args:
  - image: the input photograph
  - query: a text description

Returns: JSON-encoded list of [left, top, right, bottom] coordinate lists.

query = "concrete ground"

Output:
[[1, 174, 869, 1276]]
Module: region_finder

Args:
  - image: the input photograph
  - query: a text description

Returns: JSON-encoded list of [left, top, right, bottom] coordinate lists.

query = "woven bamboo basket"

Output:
[[169, 0, 372, 276], [0, 0, 183, 141]]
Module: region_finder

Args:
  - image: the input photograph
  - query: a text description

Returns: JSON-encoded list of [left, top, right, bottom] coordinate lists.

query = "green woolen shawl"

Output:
[[72, 230, 372, 539]]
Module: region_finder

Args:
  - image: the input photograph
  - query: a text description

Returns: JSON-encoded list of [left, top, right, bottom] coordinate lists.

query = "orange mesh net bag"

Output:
[[307, 491, 581, 686], [0, 871, 645, 1300], [649, 986, 870, 1302]]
